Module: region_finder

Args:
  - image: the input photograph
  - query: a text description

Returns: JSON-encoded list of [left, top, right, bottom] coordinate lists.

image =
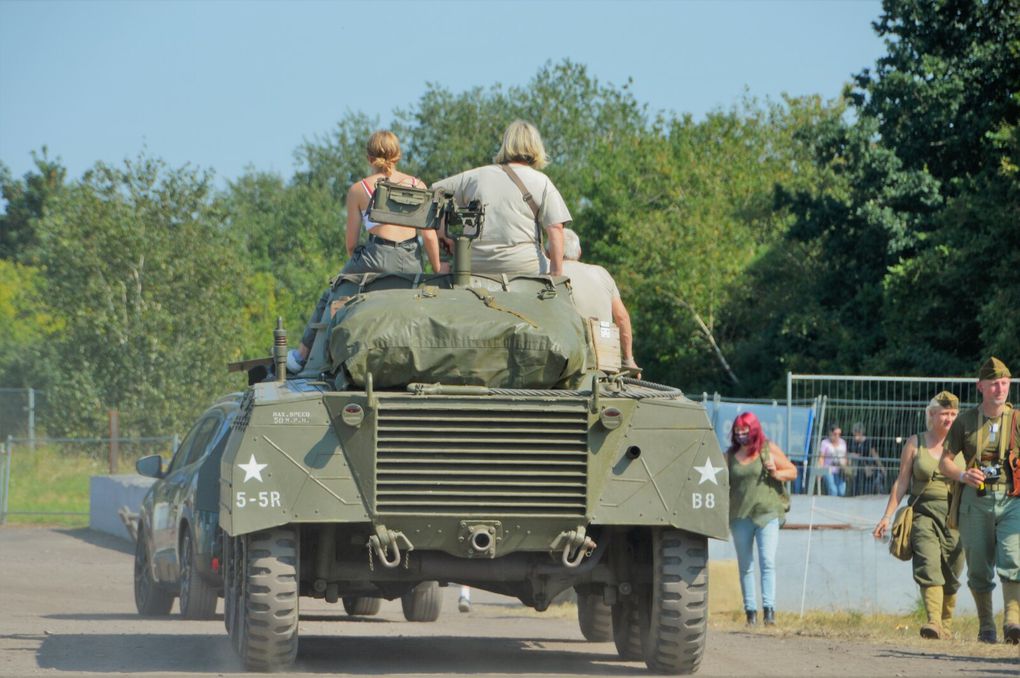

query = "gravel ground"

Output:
[[0, 527, 1017, 677]]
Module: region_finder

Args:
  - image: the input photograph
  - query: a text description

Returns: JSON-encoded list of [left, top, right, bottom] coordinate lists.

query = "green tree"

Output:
[[0, 151, 66, 262], [220, 170, 345, 345], [572, 96, 838, 391], [0, 260, 62, 387], [33, 155, 247, 436], [731, 0, 1020, 392]]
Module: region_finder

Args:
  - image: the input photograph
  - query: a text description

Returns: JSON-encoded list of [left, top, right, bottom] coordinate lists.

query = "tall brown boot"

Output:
[[940, 589, 956, 639], [973, 588, 997, 643], [1003, 580, 1020, 645], [919, 586, 943, 640]]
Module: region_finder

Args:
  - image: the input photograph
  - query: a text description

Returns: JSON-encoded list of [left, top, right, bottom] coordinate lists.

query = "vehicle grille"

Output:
[[375, 398, 589, 517]]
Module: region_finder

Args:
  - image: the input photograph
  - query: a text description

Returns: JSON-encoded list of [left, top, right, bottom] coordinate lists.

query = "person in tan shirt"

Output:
[[551, 228, 639, 373]]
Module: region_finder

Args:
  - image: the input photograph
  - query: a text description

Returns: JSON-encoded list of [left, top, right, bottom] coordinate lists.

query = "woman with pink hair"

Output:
[[727, 412, 798, 627]]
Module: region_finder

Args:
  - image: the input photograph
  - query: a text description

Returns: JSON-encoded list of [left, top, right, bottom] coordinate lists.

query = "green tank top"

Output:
[[910, 431, 963, 501], [728, 449, 785, 527]]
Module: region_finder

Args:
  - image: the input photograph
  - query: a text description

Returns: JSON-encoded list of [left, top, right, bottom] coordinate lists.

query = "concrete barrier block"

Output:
[[89, 475, 155, 541]]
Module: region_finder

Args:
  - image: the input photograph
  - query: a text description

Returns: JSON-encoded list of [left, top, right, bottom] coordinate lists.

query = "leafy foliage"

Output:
[[28, 156, 247, 436], [726, 0, 1020, 393], [3, 5, 1018, 437]]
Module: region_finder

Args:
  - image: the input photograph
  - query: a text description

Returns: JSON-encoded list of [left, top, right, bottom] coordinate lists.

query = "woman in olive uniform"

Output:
[[874, 391, 964, 639], [727, 412, 798, 626]]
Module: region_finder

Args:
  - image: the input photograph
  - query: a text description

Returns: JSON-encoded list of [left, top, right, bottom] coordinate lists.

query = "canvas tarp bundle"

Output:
[[327, 285, 590, 389]]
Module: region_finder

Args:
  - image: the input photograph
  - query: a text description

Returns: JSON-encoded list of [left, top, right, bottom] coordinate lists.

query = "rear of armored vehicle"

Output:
[[218, 183, 728, 674]]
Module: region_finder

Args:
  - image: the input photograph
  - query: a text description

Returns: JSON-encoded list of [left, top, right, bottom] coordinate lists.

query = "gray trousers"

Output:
[[300, 239, 422, 348]]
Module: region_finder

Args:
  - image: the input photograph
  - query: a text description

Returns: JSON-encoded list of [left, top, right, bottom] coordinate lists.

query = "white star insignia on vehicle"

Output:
[[693, 458, 723, 485], [239, 454, 268, 483]]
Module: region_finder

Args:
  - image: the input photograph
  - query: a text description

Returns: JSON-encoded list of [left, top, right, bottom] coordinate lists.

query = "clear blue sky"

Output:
[[0, 0, 886, 187]]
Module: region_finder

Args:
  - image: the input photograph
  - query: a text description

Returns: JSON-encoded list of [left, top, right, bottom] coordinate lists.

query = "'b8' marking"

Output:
[[691, 493, 716, 509]]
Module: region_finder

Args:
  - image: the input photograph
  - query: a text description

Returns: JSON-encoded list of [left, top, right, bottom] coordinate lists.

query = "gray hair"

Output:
[[492, 120, 548, 169], [554, 228, 582, 260]]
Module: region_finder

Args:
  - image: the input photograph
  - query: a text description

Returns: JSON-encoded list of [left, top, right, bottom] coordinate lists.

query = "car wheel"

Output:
[[232, 527, 300, 671], [342, 596, 382, 616], [400, 581, 442, 622], [577, 591, 613, 642], [179, 528, 218, 620], [134, 527, 174, 616], [641, 528, 708, 674]]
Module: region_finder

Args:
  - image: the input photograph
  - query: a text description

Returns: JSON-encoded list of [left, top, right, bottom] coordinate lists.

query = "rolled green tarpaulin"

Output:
[[327, 279, 591, 390]]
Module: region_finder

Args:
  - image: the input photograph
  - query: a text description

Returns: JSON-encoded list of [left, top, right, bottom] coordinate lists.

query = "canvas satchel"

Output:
[[888, 504, 915, 561], [889, 474, 933, 561]]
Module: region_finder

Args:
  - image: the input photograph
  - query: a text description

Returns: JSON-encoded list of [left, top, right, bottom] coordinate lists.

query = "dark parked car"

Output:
[[133, 394, 241, 618]]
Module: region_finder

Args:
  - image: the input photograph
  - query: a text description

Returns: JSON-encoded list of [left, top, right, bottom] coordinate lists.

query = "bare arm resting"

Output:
[[873, 435, 916, 539], [544, 224, 564, 276], [611, 296, 635, 366]]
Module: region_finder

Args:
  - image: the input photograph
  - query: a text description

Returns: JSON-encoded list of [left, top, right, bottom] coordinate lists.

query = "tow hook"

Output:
[[551, 526, 597, 567], [366, 525, 414, 569]]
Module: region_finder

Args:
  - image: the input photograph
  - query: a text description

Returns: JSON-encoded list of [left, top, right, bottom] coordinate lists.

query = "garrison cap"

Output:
[[978, 356, 1011, 381], [933, 390, 959, 410]]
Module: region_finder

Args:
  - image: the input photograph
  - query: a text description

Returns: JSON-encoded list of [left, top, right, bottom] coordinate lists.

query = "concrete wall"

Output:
[[89, 475, 155, 542], [709, 494, 1001, 615], [90, 477, 1001, 615]]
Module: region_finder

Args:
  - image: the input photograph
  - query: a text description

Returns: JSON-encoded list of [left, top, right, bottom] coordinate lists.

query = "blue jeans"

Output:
[[824, 471, 848, 497], [824, 471, 846, 497], [731, 517, 780, 611]]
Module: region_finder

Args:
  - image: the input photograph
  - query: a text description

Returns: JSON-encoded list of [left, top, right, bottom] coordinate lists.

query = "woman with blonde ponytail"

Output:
[[342, 130, 442, 274], [286, 131, 442, 373]]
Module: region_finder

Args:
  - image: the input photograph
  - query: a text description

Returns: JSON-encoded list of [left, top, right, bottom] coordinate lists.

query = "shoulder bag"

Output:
[[889, 473, 934, 561], [759, 443, 791, 518]]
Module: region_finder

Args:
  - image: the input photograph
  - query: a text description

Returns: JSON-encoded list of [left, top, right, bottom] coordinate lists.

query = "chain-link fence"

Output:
[[788, 374, 1020, 497], [0, 388, 49, 447], [0, 433, 178, 524]]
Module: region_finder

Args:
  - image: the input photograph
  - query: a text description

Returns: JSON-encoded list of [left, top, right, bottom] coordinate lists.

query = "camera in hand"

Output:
[[977, 464, 1002, 496]]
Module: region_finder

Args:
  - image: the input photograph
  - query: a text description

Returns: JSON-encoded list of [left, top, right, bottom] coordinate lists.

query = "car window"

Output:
[[206, 411, 238, 464], [183, 415, 223, 467], [167, 421, 203, 474], [167, 413, 219, 474]]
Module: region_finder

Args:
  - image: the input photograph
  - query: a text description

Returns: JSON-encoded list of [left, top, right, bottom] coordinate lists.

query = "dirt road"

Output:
[[0, 527, 1015, 677]]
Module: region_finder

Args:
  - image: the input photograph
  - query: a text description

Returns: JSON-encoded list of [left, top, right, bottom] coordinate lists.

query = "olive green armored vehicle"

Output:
[[219, 182, 728, 674]]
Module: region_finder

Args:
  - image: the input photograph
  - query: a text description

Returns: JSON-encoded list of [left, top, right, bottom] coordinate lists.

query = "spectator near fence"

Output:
[[818, 425, 848, 496], [849, 423, 885, 495]]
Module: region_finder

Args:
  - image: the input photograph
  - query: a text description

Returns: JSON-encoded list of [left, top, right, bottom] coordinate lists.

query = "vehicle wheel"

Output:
[[342, 596, 382, 616], [179, 529, 218, 619], [577, 591, 613, 642], [401, 581, 442, 622], [231, 527, 299, 671], [612, 597, 645, 660], [134, 527, 174, 616], [642, 528, 708, 675], [223, 535, 236, 635]]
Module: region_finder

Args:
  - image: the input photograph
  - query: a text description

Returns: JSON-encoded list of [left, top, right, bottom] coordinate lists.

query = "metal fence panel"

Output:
[[1, 437, 11, 524], [787, 374, 1020, 497]]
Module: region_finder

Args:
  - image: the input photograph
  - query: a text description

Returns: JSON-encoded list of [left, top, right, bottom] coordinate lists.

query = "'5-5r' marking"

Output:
[[236, 491, 281, 508]]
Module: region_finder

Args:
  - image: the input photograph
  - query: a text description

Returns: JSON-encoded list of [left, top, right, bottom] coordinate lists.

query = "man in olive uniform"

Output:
[[939, 357, 1020, 644]]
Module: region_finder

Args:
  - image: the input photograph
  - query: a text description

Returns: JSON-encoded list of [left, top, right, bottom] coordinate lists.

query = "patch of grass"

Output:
[[710, 609, 1017, 658], [3, 445, 103, 527]]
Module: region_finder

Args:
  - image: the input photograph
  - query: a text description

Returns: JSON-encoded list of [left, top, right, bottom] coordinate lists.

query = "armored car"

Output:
[[219, 182, 728, 674]]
